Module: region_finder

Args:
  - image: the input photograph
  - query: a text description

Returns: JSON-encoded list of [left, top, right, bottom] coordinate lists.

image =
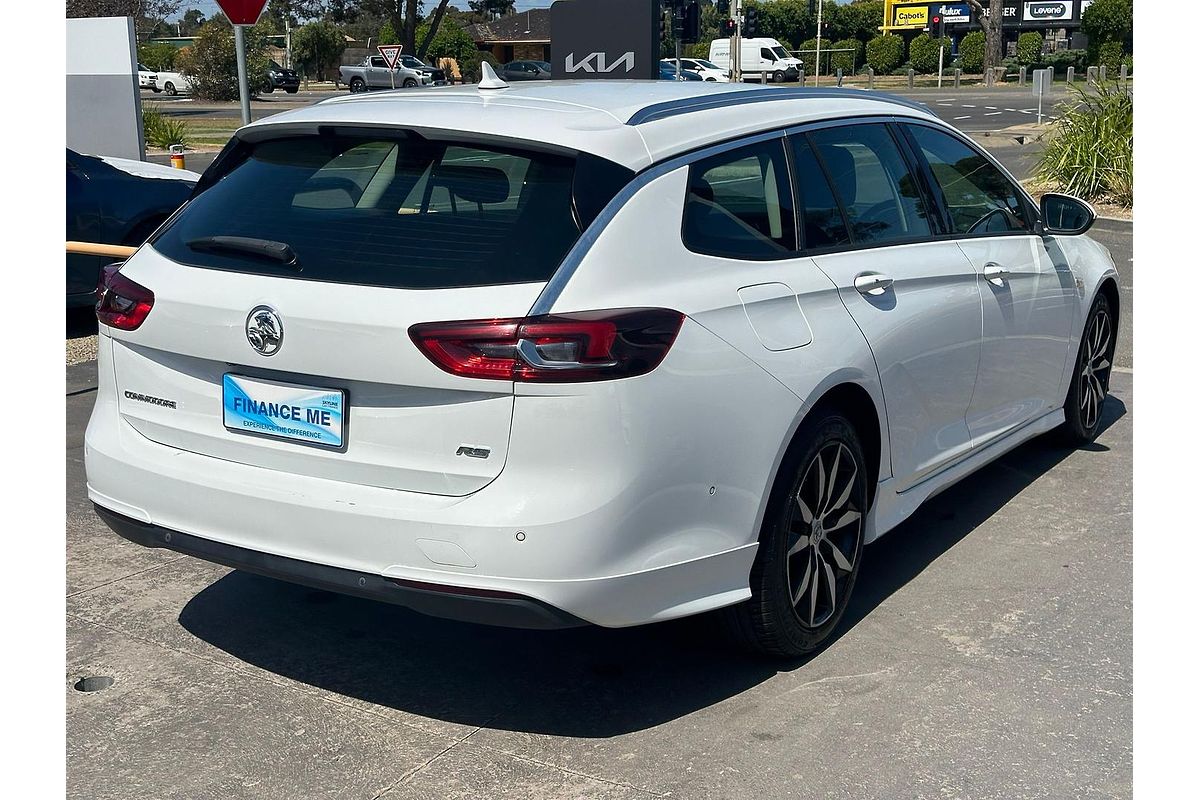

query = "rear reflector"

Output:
[[96, 264, 154, 331], [410, 308, 684, 382]]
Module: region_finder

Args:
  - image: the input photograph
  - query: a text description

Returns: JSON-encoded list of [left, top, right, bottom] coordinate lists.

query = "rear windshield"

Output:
[[152, 133, 630, 289]]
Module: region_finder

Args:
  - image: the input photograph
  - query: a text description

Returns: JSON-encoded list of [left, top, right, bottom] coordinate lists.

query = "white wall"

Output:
[[66, 16, 144, 161]]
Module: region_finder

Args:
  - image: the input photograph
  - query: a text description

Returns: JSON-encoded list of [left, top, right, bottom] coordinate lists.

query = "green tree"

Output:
[[179, 8, 205, 35], [291, 20, 347, 80], [964, 0, 1005, 72], [865, 33, 904, 74], [137, 41, 177, 70], [1016, 31, 1043, 65], [467, 1, 515, 20], [416, 18, 476, 64], [958, 30, 987, 73], [1081, 0, 1133, 47], [177, 19, 270, 101], [836, 1, 886, 45]]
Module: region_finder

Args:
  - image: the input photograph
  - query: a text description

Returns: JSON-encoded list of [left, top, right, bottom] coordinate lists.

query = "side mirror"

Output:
[[1039, 193, 1096, 236]]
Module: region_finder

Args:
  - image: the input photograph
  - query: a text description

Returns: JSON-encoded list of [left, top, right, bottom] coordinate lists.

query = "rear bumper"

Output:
[[95, 504, 585, 629]]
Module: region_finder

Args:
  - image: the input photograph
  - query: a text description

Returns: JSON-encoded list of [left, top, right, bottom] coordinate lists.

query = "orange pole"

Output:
[[66, 241, 137, 258]]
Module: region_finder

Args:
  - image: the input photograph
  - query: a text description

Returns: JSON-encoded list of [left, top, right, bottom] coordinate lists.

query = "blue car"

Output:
[[659, 62, 703, 81], [66, 149, 198, 307]]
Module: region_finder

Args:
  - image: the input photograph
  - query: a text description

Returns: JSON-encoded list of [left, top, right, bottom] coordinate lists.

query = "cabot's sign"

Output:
[[892, 4, 929, 28]]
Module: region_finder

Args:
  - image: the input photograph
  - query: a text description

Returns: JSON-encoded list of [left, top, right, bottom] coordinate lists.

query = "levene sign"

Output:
[[550, 0, 659, 80], [1024, 1, 1072, 22]]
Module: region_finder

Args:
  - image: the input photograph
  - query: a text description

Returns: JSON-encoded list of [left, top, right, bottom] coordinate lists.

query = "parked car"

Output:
[[659, 62, 704, 80], [398, 54, 448, 85], [86, 82, 1119, 657], [66, 148, 197, 307], [662, 57, 730, 82], [262, 60, 300, 93], [153, 70, 192, 96], [500, 60, 551, 81], [137, 62, 159, 92], [339, 56, 431, 92], [709, 37, 802, 82]]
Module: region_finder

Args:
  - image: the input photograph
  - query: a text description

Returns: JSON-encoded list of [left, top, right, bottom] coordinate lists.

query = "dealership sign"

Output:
[[1024, 1, 1071, 22], [550, 0, 657, 80]]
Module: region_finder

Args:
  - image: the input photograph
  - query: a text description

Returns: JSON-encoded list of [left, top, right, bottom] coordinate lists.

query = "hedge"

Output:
[[1097, 41, 1125, 74], [909, 33, 950, 74], [798, 38, 834, 75], [865, 34, 904, 74], [830, 39, 862, 73], [958, 30, 986, 73], [1017, 32, 1044, 65]]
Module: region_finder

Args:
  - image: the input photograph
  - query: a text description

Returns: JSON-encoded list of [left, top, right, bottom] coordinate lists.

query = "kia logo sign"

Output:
[[1024, 1, 1070, 21], [565, 52, 635, 74], [551, 0, 657, 80]]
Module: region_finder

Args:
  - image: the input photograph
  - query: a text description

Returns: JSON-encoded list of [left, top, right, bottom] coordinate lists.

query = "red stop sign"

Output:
[[216, 0, 268, 26]]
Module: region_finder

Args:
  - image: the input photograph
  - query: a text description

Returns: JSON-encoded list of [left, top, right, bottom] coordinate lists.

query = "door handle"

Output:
[[853, 272, 894, 296], [983, 263, 1011, 284]]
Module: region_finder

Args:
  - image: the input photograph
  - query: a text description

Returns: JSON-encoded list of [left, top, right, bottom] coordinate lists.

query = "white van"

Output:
[[709, 37, 802, 82]]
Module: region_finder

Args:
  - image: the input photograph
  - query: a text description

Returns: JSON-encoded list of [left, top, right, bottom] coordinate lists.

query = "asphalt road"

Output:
[[65, 358, 1132, 798]]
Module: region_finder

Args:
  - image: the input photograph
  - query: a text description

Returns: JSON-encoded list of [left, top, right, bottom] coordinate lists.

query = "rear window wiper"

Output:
[[186, 236, 300, 270]]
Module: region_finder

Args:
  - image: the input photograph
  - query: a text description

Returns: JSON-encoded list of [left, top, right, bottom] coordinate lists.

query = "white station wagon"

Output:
[[86, 74, 1119, 656]]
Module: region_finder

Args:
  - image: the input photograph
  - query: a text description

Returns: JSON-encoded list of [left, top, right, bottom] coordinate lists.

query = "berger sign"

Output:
[[551, 0, 658, 80], [1024, 1, 1072, 21]]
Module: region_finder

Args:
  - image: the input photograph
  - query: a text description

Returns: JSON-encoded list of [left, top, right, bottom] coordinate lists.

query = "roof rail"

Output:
[[626, 87, 933, 126]]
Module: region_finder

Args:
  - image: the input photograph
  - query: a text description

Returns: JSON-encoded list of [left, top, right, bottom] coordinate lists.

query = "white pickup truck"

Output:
[[339, 56, 431, 92]]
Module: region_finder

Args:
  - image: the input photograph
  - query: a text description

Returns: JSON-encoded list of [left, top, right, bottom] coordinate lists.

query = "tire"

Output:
[[723, 411, 868, 658], [285, 87, 298, 94], [262, 82, 274, 93], [1059, 291, 1116, 445], [403, 78, 418, 88], [164, 82, 176, 96], [349, 77, 366, 93], [773, 70, 786, 83]]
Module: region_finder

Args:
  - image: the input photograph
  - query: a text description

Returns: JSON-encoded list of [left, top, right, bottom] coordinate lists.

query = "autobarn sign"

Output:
[[1024, 1, 1072, 21]]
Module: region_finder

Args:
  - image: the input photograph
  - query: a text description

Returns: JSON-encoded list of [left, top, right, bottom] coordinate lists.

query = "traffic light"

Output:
[[745, 7, 758, 37], [680, 1, 700, 45], [721, 18, 736, 37], [808, 0, 816, 14]]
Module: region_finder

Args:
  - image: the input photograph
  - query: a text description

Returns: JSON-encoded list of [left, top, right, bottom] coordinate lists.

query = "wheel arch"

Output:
[[757, 381, 886, 546], [1097, 276, 1120, 329]]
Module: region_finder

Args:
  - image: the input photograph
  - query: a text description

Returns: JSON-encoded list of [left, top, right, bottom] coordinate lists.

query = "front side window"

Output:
[[682, 138, 795, 259], [152, 134, 632, 289], [369, 56, 385, 67], [904, 125, 1031, 235], [806, 124, 934, 246], [760, 48, 777, 62]]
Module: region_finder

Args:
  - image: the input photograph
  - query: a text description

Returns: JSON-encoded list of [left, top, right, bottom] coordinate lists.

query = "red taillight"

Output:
[[409, 308, 684, 382], [96, 264, 154, 330]]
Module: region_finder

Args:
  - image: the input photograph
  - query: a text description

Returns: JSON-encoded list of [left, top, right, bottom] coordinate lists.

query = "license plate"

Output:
[[223, 374, 346, 449]]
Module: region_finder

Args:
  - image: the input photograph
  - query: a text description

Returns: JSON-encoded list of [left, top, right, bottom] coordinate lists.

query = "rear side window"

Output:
[[903, 125, 1031, 235], [807, 124, 933, 246], [682, 139, 796, 259], [152, 134, 629, 289], [790, 136, 851, 250]]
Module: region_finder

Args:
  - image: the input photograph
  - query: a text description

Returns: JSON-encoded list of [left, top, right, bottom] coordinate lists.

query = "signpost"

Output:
[[378, 44, 403, 89], [215, 0, 268, 127], [1032, 67, 1049, 124]]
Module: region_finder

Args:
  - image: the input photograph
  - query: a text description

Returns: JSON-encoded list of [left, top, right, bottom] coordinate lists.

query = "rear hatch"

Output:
[[108, 129, 629, 496]]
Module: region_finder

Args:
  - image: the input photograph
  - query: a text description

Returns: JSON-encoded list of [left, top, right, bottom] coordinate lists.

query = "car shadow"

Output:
[[67, 307, 98, 339], [178, 396, 1127, 738]]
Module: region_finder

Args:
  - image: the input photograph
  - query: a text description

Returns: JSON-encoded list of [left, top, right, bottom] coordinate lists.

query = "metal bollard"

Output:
[[1119, 63, 1127, 85], [1046, 66, 1054, 84], [169, 144, 186, 170], [836, 68, 843, 87], [1099, 65, 1107, 82], [1019, 66, 1026, 86], [954, 68, 960, 88], [985, 68, 994, 87], [907, 68, 914, 89], [799, 67, 806, 86], [1067, 66, 1075, 84], [1087, 66, 1098, 85], [867, 67, 874, 89]]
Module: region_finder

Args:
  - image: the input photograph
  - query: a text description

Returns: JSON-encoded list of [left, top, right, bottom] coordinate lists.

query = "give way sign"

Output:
[[216, 0, 268, 26], [378, 44, 403, 69]]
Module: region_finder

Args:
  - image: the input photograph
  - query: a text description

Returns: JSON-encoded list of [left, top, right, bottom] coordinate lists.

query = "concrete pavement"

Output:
[[66, 354, 1131, 797]]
